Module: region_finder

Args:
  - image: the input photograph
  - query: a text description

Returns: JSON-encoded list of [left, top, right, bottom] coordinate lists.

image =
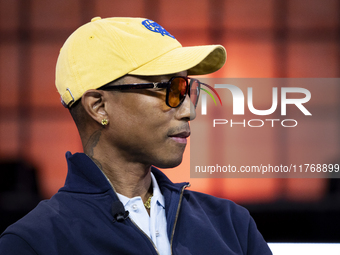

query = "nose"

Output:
[[175, 95, 196, 121]]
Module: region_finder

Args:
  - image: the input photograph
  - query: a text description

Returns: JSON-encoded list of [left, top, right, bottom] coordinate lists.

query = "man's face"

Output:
[[103, 71, 195, 168]]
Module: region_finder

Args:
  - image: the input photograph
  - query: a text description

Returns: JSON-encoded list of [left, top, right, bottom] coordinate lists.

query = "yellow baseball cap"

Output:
[[56, 17, 226, 107]]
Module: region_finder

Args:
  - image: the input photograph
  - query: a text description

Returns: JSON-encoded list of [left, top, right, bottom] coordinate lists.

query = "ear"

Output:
[[81, 89, 108, 125]]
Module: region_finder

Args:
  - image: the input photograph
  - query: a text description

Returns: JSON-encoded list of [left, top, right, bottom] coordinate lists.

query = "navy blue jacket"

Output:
[[0, 152, 272, 254]]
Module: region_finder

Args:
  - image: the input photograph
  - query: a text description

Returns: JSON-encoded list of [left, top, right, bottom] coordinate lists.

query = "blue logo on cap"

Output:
[[142, 19, 175, 39]]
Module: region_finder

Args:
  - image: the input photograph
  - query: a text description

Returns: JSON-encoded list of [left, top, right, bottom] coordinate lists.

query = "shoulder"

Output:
[[182, 189, 251, 219], [0, 198, 63, 254], [178, 190, 272, 254], [180, 189, 255, 239], [2, 197, 62, 236], [0, 233, 38, 254], [182, 191, 258, 240]]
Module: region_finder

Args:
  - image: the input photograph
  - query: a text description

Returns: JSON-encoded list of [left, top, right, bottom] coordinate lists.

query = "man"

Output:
[[0, 17, 272, 254]]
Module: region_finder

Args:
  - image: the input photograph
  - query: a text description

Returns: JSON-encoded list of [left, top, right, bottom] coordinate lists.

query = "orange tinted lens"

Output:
[[168, 77, 187, 107], [190, 79, 200, 107]]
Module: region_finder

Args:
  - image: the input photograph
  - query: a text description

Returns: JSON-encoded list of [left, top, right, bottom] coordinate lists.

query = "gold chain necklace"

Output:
[[144, 194, 153, 209]]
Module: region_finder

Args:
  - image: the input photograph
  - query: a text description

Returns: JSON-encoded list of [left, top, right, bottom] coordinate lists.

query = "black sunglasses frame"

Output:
[[99, 76, 201, 108]]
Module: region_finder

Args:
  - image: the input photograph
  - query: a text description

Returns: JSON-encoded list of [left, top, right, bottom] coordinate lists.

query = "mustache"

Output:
[[167, 123, 191, 137]]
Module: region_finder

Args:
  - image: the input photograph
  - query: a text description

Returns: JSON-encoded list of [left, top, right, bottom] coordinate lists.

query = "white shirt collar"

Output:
[[151, 172, 165, 208]]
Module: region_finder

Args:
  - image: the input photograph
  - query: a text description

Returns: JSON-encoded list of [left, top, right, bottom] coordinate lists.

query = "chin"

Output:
[[153, 156, 183, 169]]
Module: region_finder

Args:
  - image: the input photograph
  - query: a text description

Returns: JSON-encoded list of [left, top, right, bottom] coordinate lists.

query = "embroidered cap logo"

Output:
[[142, 19, 175, 39]]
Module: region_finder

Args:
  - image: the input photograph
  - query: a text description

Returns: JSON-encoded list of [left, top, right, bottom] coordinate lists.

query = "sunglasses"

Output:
[[99, 76, 202, 108]]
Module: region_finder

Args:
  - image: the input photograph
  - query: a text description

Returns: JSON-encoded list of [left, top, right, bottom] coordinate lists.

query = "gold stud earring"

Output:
[[101, 119, 109, 126]]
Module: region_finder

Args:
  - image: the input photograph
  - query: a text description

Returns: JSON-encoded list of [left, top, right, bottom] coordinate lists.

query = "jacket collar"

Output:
[[59, 152, 113, 194]]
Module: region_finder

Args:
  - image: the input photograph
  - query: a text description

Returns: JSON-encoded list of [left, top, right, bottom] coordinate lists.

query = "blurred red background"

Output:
[[0, 0, 339, 205]]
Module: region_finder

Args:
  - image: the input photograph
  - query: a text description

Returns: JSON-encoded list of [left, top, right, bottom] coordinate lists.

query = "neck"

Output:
[[81, 127, 154, 203], [102, 160, 153, 201], [84, 142, 153, 203]]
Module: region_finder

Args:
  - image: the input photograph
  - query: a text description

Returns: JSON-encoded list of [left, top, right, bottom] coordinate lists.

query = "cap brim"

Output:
[[128, 45, 226, 76]]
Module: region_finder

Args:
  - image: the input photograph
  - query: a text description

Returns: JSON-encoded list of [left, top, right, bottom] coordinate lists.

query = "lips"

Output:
[[168, 131, 190, 144], [169, 131, 190, 138]]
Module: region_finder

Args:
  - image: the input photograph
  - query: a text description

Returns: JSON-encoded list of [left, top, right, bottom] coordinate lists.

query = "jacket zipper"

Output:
[[101, 172, 160, 255], [129, 217, 160, 255], [170, 183, 191, 255]]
